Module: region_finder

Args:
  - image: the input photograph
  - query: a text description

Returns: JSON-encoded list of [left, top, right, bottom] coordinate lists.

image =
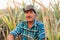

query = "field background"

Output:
[[0, 0, 60, 40]]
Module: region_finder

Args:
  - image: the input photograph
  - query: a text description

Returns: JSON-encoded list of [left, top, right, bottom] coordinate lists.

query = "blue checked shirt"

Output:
[[10, 20, 45, 40]]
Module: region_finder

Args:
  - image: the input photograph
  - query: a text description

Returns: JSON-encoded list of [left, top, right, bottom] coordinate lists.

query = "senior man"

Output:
[[7, 5, 45, 40]]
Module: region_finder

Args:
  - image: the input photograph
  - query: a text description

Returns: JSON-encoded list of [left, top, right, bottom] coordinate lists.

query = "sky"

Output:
[[0, 0, 58, 9], [0, 0, 8, 9]]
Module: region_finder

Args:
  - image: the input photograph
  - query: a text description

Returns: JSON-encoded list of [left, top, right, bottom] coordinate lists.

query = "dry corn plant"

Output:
[[2, 0, 25, 40], [33, 0, 60, 40]]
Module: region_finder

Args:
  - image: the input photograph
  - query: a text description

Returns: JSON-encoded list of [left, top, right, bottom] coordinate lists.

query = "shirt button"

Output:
[[35, 25, 37, 27]]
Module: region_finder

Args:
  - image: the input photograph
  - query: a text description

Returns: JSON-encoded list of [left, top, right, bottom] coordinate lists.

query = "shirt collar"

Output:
[[26, 19, 38, 25], [33, 19, 38, 26], [25, 19, 38, 28]]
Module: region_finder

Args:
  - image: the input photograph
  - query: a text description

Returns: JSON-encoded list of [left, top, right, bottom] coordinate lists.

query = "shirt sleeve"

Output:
[[38, 23, 45, 40], [10, 22, 22, 38]]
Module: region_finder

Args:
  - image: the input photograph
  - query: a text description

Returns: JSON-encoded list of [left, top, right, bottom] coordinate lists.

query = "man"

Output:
[[7, 5, 45, 40]]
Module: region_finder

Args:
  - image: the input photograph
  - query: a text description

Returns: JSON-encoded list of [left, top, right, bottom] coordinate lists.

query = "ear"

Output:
[[35, 14, 37, 17]]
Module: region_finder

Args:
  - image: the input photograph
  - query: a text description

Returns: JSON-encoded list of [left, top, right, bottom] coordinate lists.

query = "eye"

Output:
[[29, 10, 34, 14], [25, 10, 34, 14], [25, 11, 29, 14]]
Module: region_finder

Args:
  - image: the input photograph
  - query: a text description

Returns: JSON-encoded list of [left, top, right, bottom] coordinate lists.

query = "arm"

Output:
[[38, 23, 45, 40], [7, 22, 22, 40], [7, 34, 14, 40]]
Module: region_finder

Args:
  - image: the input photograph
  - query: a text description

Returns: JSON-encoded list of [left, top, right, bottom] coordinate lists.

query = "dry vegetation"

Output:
[[0, 0, 60, 40]]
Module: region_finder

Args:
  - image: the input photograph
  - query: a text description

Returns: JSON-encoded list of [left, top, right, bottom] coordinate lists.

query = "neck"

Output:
[[28, 21, 34, 29]]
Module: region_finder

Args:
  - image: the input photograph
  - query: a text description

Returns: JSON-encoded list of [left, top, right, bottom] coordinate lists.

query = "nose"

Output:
[[26, 12, 31, 16]]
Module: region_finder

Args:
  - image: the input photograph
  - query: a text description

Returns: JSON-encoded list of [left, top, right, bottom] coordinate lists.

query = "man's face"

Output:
[[25, 10, 36, 22]]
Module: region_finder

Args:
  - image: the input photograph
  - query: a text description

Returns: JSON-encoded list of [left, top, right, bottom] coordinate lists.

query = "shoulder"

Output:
[[37, 21, 44, 29], [18, 20, 27, 25], [16, 20, 27, 27], [37, 21, 44, 26]]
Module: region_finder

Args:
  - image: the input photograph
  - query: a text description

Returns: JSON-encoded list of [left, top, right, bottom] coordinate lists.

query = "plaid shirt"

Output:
[[10, 20, 45, 40]]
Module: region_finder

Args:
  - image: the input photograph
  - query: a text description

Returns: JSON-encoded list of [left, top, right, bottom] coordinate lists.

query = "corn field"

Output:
[[0, 0, 60, 40]]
